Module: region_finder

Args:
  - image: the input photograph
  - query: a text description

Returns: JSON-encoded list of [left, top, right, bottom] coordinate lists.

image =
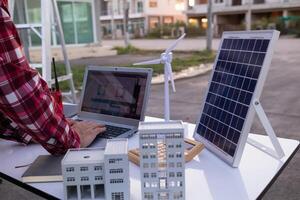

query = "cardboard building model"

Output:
[[139, 121, 185, 200], [62, 139, 129, 200]]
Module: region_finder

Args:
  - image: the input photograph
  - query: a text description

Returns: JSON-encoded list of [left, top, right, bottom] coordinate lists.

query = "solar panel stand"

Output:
[[247, 100, 285, 159]]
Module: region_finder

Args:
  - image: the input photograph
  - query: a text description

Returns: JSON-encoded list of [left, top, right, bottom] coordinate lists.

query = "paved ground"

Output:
[[102, 37, 222, 51], [1, 38, 299, 200]]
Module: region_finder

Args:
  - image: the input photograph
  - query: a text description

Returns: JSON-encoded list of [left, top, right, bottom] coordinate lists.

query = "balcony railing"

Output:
[[253, 0, 265, 4]]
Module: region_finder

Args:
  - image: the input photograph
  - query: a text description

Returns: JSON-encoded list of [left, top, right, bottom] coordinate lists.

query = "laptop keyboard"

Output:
[[97, 124, 131, 139], [74, 119, 131, 139]]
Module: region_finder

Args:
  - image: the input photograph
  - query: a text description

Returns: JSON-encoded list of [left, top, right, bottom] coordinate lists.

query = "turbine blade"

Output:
[[166, 63, 176, 92], [133, 58, 161, 66], [165, 33, 186, 55]]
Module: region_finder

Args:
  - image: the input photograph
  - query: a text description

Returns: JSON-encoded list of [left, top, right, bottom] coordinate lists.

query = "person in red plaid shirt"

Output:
[[0, 2, 105, 155]]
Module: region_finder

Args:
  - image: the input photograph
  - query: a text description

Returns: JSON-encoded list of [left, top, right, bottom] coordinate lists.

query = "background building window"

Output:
[[149, 0, 158, 8], [137, 1, 143, 13]]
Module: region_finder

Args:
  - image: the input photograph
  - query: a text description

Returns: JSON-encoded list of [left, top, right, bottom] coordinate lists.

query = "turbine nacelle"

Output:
[[161, 52, 173, 64]]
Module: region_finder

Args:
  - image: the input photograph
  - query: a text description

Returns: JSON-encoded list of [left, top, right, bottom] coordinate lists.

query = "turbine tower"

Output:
[[133, 33, 186, 121]]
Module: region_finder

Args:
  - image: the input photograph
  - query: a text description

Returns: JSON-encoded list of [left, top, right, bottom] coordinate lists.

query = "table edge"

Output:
[[0, 171, 59, 200], [256, 142, 300, 199]]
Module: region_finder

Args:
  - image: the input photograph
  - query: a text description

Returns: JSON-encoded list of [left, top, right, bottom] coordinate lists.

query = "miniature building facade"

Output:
[[62, 139, 129, 200], [104, 139, 130, 200], [139, 121, 185, 200]]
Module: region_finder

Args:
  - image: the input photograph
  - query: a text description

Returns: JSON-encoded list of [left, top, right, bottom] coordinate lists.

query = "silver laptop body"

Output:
[[75, 66, 152, 146]]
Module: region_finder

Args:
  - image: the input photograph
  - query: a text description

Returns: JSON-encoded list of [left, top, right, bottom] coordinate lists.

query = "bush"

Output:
[[147, 27, 161, 38], [113, 45, 140, 55], [146, 21, 190, 38], [186, 24, 205, 37]]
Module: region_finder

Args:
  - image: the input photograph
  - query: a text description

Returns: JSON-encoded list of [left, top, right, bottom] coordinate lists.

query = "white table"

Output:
[[0, 117, 299, 200]]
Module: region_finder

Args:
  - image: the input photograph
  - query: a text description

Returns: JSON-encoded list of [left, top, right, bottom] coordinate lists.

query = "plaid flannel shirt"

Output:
[[0, 3, 80, 155]]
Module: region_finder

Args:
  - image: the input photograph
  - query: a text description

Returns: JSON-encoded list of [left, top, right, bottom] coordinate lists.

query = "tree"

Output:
[[206, 0, 213, 51], [123, 0, 130, 47]]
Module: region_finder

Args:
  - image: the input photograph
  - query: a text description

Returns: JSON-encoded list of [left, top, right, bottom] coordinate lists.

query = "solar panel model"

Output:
[[193, 30, 283, 167]]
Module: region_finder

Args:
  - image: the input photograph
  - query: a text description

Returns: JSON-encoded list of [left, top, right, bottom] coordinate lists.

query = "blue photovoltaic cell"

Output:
[[197, 38, 270, 157]]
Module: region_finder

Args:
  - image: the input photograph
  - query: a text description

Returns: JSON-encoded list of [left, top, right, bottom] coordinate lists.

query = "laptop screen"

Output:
[[81, 70, 148, 120]]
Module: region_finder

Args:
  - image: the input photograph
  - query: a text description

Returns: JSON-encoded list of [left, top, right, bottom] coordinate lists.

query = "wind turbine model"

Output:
[[133, 33, 186, 121]]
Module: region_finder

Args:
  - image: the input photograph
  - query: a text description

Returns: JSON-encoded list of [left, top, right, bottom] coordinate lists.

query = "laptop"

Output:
[[74, 66, 153, 147]]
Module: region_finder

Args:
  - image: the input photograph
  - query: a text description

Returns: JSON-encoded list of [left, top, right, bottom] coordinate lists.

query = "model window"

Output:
[[67, 177, 75, 182], [109, 158, 122, 164], [176, 162, 182, 167], [169, 172, 175, 177], [80, 166, 88, 171], [143, 163, 149, 168], [94, 166, 102, 171], [150, 154, 156, 159], [110, 179, 124, 184], [142, 154, 148, 159], [95, 176, 102, 181], [168, 144, 174, 148], [66, 167, 74, 172], [81, 176, 89, 181], [169, 162, 175, 168], [177, 181, 183, 187], [149, 143, 155, 149], [144, 192, 154, 199], [112, 192, 124, 200], [150, 163, 156, 168], [168, 154, 174, 158], [109, 168, 123, 174], [176, 144, 182, 148], [177, 172, 183, 177], [151, 173, 157, 178], [176, 152, 182, 158], [142, 144, 148, 149], [144, 182, 150, 188], [144, 173, 149, 178], [151, 182, 158, 188], [170, 181, 175, 187], [174, 191, 183, 199]]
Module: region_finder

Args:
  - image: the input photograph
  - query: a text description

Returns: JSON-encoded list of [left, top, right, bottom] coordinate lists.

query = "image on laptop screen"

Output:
[[81, 70, 148, 120]]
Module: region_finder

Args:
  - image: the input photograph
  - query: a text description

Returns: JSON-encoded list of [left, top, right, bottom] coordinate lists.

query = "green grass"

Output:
[[113, 45, 141, 55], [126, 50, 215, 75], [51, 50, 215, 91]]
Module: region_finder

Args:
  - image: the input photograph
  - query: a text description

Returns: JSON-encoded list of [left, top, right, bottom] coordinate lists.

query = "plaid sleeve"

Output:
[[0, 5, 80, 155], [0, 111, 33, 144]]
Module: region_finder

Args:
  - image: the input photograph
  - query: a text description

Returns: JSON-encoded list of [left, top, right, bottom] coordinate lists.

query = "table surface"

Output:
[[0, 117, 299, 200]]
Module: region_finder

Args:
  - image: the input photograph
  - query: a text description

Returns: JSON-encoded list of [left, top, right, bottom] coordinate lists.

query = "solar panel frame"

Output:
[[193, 30, 280, 167]]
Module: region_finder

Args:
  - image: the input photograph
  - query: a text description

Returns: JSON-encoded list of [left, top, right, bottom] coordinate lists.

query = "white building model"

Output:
[[62, 139, 129, 200], [139, 121, 185, 200]]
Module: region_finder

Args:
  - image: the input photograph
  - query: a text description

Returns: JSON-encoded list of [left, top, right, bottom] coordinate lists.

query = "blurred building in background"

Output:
[[186, 0, 300, 36], [12, 0, 187, 46], [99, 0, 187, 39], [11, 0, 300, 47]]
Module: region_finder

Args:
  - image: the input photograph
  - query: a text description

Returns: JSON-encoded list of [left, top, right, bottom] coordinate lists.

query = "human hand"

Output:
[[71, 121, 106, 148]]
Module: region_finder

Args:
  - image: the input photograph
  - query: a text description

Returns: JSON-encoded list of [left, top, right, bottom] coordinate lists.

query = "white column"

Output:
[[246, 10, 251, 31], [283, 9, 289, 28], [41, 0, 52, 87], [94, 0, 102, 45]]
